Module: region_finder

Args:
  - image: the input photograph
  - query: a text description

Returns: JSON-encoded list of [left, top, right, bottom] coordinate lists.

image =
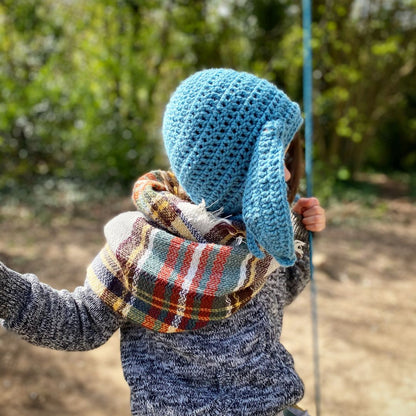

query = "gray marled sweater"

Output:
[[0, 214, 309, 416]]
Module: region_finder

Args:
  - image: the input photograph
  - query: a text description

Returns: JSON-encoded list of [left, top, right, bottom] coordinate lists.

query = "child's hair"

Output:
[[286, 133, 303, 204]]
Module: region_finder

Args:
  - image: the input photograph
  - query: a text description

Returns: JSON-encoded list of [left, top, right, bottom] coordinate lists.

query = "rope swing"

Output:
[[302, 1, 322, 415]]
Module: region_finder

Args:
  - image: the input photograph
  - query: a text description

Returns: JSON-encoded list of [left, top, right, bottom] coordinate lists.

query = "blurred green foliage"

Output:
[[0, 0, 415, 201]]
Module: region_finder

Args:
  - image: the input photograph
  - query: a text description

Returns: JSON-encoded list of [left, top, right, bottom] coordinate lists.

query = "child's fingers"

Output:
[[301, 214, 326, 232], [301, 214, 325, 226], [304, 222, 326, 232], [292, 197, 326, 231], [293, 197, 320, 214], [302, 205, 325, 218]]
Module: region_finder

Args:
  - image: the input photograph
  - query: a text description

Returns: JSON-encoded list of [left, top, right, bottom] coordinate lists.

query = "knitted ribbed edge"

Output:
[[292, 212, 309, 243]]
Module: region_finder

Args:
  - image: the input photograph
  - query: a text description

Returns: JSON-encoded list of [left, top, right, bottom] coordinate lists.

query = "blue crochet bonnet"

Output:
[[162, 68, 303, 266]]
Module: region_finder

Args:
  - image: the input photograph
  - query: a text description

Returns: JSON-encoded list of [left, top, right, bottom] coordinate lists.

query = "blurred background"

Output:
[[0, 1, 415, 415]]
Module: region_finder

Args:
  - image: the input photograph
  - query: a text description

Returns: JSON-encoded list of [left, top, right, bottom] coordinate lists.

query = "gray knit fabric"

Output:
[[0, 215, 309, 416]]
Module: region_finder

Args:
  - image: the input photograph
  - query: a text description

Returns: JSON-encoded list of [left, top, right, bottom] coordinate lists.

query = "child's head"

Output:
[[162, 68, 303, 265]]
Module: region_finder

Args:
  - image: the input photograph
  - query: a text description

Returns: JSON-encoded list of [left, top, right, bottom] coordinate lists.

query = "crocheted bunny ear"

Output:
[[242, 120, 296, 266]]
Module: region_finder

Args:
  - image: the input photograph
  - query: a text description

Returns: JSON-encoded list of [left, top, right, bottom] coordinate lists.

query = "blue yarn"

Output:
[[243, 120, 298, 266], [163, 69, 303, 265]]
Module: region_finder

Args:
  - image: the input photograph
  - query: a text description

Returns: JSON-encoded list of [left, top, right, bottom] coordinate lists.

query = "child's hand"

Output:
[[292, 197, 326, 232]]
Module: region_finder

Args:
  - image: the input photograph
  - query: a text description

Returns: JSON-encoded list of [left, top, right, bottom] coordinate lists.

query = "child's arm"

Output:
[[283, 197, 326, 305], [0, 261, 121, 351]]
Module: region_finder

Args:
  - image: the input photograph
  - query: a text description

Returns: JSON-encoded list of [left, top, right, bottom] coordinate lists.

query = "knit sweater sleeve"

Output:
[[282, 212, 311, 306], [0, 261, 121, 351]]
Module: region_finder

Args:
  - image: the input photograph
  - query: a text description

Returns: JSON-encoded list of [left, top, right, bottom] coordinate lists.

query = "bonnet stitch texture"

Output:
[[162, 68, 303, 266]]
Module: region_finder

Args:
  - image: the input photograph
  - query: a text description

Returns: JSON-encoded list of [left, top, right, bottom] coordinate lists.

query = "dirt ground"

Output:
[[0, 178, 415, 416]]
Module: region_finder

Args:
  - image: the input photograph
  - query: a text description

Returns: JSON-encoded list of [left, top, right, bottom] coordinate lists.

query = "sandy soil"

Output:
[[0, 184, 415, 416]]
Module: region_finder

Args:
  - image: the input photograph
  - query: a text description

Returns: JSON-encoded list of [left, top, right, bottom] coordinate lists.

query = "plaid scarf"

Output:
[[87, 171, 280, 333]]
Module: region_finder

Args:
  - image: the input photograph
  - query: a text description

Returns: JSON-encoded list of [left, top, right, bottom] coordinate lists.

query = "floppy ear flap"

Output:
[[242, 120, 296, 266]]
